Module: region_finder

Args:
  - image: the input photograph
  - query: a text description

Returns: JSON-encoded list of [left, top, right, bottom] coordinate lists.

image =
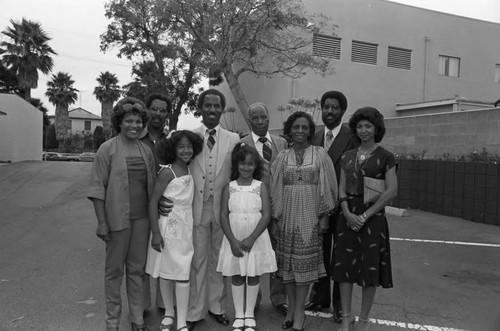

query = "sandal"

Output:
[[340, 313, 355, 331], [232, 317, 245, 331], [160, 315, 175, 331], [357, 317, 370, 331], [131, 322, 149, 331], [244, 317, 256, 331], [177, 327, 189, 331]]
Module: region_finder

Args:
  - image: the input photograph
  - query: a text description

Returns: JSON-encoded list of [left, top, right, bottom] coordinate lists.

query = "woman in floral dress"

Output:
[[270, 111, 337, 331]]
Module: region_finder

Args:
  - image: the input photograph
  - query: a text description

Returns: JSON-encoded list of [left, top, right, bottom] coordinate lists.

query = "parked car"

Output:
[[43, 152, 80, 162], [78, 152, 96, 162]]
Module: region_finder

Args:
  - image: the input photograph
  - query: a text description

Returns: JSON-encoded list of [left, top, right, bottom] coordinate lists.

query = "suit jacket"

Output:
[[239, 133, 288, 186], [312, 124, 360, 183], [190, 126, 240, 226]]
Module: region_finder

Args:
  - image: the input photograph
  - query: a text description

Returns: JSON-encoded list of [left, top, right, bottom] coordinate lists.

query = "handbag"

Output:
[[363, 177, 386, 204]]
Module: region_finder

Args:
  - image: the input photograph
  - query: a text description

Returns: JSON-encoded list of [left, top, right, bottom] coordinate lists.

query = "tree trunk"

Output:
[[101, 100, 114, 141], [55, 105, 70, 141], [222, 66, 251, 129], [24, 88, 31, 101]]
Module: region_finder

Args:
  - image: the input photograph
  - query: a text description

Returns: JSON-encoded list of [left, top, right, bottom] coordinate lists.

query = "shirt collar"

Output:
[[324, 124, 342, 140], [251, 131, 271, 144], [202, 124, 220, 137]]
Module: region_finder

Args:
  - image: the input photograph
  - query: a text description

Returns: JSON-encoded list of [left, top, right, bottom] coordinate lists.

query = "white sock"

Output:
[[232, 283, 245, 319], [175, 282, 190, 329], [159, 278, 175, 318], [244, 283, 259, 318]]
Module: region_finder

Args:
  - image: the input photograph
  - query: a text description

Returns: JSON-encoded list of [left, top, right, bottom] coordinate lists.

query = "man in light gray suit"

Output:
[[186, 89, 240, 330], [239, 102, 289, 315]]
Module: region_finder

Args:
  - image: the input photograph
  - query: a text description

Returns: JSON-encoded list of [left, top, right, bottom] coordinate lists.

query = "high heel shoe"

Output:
[[281, 319, 294, 329], [339, 312, 355, 331]]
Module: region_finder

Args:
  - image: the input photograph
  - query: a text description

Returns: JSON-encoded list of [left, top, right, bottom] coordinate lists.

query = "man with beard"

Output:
[[308, 91, 360, 323], [186, 89, 240, 330]]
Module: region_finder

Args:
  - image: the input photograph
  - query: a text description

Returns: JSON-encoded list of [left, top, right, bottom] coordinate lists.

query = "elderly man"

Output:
[[239, 102, 289, 315], [186, 89, 240, 330], [308, 91, 360, 323]]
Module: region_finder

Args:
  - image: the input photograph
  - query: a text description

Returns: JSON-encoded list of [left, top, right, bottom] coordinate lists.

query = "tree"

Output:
[[101, 0, 209, 129], [45, 72, 78, 140], [168, 0, 332, 127], [93, 71, 121, 140], [30, 98, 51, 147], [0, 18, 56, 100], [0, 63, 25, 97], [93, 125, 105, 150], [45, 124, 58, 149]]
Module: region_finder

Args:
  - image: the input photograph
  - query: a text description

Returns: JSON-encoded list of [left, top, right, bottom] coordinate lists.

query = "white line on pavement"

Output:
[[391, 237, 500, 248], [305, 311, 470, 331]]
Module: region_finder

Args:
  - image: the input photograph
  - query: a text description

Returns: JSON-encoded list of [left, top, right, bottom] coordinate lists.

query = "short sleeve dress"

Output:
[[332, 146, 395, 288], [146, 165, 194, 281], [217, 180, 277, 277], [270, 145, 337, 285]]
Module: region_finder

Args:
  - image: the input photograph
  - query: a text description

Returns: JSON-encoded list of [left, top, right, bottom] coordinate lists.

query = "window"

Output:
[[495, 64, 500, 83], [438, 55, 460, 77], [388, 46, 412, 70], [351, 40, 378, 65], [313, 34, 341, 59], [84, 120, 91, 131]]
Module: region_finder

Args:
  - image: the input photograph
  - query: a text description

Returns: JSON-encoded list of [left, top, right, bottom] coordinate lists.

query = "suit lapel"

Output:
[[329, 125, 351, 165], [216, 129, 230, 175], [194, 126, 206, 174]]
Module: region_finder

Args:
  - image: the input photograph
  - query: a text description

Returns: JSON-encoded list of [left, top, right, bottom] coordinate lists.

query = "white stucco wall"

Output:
[[0, 94, 43, 162]]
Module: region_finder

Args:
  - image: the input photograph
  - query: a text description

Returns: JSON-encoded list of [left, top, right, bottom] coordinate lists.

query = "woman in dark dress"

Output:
[[332, 107, 397, 331]]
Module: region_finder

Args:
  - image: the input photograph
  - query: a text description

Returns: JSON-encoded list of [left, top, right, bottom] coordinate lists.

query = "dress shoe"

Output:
[[304, 301, 329, 311], [186, 321, 197, 331], [275, 303, 289, 316], [282, 319, 294, 329], [208, 311, 230, 326], [333, 310, 342, 324]]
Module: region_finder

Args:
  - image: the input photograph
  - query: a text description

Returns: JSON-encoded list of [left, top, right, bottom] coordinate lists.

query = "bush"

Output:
[[93, 126, 105, 150], [45, 124, 58, 149]]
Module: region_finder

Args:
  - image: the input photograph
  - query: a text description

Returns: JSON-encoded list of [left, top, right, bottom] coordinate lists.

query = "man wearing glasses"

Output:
[[308, 91, 360, 323]]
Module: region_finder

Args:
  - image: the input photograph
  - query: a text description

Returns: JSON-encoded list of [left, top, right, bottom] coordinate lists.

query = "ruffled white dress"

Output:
[[217, 180, 277, 277], [146, 165, 194, 281]]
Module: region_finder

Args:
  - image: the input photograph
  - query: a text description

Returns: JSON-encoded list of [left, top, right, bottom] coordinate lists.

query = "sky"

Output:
[[1, 0, 499, 127]]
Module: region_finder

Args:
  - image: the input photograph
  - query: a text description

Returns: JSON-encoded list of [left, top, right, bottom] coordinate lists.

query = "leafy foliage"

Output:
[[93, 126, 106, 150], [93, 71, 121, 140], [45, 72, 78, 140], [0, 18, 56, 100], [45, 124, 58, 149]]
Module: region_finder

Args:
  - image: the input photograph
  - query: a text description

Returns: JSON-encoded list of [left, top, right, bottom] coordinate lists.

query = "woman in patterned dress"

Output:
[[332, 107, 398, 331], [270, 111, 338, 331]]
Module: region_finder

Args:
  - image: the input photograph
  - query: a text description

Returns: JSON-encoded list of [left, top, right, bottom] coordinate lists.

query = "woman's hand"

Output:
[[240, 237, 256, 252], [151, 232, 164, 252], [96, 223, 110, 242], [230, 239, 244, 257], [345, 212, 364, 232]]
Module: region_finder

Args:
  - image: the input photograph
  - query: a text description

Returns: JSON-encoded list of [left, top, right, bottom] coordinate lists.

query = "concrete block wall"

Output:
[[382, 108, 500, 157]]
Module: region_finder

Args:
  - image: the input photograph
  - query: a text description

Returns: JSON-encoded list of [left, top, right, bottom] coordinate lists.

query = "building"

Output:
[[48, 107, 102, 135], [0, 93, 42, 162], [218, 0, 500, 134]]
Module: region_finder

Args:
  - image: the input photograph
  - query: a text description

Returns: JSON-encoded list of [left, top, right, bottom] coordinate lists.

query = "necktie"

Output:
[[259, 137, 272, 162], [325, 130, 334, 151], [207, 129, 216, 151]]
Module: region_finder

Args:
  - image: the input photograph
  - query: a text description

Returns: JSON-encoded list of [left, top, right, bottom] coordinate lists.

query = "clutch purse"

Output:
[[363, 177, 386, 204]]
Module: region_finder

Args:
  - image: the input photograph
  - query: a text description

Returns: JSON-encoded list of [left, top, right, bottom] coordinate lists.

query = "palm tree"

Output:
[[45, 72, 78, 140], [93, 71, 121, 140], [0, 18, 56, 100]]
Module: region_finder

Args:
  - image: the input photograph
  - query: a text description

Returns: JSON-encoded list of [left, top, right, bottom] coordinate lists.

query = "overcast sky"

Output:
[[1, 0, 499, 125]]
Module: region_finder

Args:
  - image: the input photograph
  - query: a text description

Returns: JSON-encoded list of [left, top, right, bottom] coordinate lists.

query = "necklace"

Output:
[[357, 145, 377, 162]]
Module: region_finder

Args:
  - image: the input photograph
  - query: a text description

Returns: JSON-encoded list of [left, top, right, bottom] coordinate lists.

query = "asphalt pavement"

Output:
[[0, 161, 499, 331]]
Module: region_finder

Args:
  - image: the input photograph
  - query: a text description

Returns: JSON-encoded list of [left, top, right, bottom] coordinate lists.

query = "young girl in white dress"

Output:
[[146, 130, 204, 331], [217, 143, 278, 331]]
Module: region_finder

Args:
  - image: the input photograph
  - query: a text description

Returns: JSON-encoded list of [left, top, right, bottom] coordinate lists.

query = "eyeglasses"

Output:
[[150, 106, 168, 113], [323, 105, 341, 111]]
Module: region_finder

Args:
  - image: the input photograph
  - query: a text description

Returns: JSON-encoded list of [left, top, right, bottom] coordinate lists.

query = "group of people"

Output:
[[87, 88, 398, 331]]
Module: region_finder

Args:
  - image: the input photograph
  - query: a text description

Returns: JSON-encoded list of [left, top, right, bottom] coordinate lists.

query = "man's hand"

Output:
[[159, 196, 173, 216], [96, 223, 111, 242]]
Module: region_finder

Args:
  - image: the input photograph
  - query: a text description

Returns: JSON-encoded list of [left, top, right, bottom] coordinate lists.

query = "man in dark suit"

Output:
[[239, 102, 289, 315], [307, 91, 360, 323]]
